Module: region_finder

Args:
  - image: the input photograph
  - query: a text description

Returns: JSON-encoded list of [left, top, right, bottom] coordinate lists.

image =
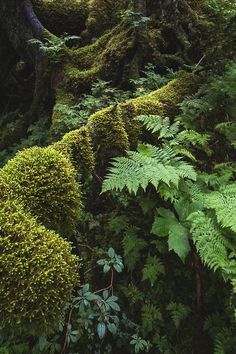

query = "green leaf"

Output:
[[108, 247, 115, 258], [168, 223, 190, 261]]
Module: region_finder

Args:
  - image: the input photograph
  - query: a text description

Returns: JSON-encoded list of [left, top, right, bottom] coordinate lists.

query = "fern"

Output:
[[141, 303, 162, 334], [102, 144, 196, 194], [142, 255, 165, 286], [205, 184, 236, 233], [188, 211, 228, 271], [134, 115, 180, 138], [215, 122, 236, 148], [166, 302, 190, 329], [122, 227, 147, 271]]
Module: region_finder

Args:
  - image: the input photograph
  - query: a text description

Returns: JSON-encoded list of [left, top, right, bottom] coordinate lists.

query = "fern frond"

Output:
[[188, 211, 228, 271], [142, 255, 165, 286], [102, 144, 196, 195], [166, 302, 190, 329], [205, 183, 236, 233], [134, 115, 180, 138]]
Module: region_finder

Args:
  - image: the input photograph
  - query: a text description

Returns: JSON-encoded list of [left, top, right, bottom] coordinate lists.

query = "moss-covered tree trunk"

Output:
[[0, 0, 205, 146]]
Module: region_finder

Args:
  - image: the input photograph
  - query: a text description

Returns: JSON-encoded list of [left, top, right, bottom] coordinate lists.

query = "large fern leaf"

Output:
[[188, 211, 228, 271], [102, 144, 196, 194]]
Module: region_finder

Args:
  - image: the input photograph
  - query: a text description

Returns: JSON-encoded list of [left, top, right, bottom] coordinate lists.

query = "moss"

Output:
[[87, 105, 129, 163], [0, 194, 78, 334], [87, 73, 199, 150], [64, 24, 135, 94], [53, 126, 95, 178], [1, 146, 82, 237], [32, 0, 89, 35], [85, 0, 128, 38]]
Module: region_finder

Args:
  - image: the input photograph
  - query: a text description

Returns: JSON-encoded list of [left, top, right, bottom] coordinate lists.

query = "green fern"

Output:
[[142, 255, 165, 286], [134, 115, 180, 138], [166, 302, 190, 329], [188, 211, 228, 271], [215, 122, 236, 148], [102, 144, 196, 195], [122, 227, 147, 271], [141, 303, 162, 334], [205, 184, 236, 233]]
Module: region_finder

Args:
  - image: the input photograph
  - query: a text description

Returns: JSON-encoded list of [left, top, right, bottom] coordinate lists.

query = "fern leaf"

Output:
[[205, 184, 236, 233], [166, 302, 190, 329], [188, 211, 228, 271]]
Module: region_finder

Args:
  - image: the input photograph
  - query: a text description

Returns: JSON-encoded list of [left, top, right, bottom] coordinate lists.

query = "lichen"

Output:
[[1, 146, 82, 237]]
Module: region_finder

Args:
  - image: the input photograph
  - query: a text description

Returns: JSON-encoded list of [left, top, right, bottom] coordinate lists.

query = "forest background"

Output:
[[0, 0, 236, 353]]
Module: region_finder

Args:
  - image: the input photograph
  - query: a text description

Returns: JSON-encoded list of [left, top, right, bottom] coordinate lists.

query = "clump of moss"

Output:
[[53, 126, 95, 178], [33, 0, 89, 35], [1, 146, 82, 236], [0, 194, 78, 334]]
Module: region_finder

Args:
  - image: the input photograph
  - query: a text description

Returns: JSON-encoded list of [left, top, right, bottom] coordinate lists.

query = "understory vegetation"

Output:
[[0, 0, 236, 353]]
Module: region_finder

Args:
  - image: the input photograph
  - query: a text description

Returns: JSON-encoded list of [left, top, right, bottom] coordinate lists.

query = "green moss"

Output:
[[85, 0, 128, 37], [53, 126, 95, 178], [87, 73, 199, 150], [87, 105, 129, 163], [0, 194, 78, 334], [1, 146, 82, 237], [33, 0, 88, 35], [64, 24, 135, 93]]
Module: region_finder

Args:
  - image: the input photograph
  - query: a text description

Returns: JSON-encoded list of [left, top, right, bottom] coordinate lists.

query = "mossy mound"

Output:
[[0, 195, 78, 334], [1, 146, 82, 236], [33, 0, 89, 35]]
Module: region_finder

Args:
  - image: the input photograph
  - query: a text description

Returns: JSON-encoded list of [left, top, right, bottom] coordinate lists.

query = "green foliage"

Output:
[[29, 34, 80, 64], [131, 64, 179, 96], [120, 10, 150, 29], [102, 143, 196, 195]]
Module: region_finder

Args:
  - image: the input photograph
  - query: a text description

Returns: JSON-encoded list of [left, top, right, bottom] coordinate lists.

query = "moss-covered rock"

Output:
[[53, 126, 95, 178], [1, 146, 82, 236], [0, 194, 78, 334]]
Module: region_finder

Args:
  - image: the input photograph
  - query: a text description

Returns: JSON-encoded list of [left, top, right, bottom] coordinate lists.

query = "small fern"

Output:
[[142, 255, 165, 286], [166, 302, 190, 329]]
